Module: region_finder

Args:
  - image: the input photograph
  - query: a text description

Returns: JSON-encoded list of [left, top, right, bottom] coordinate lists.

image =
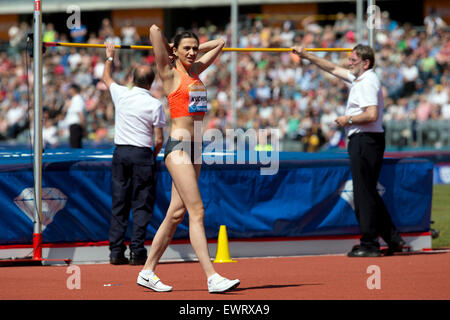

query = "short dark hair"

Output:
[[173, 31, 199, 49], [352, 44, 375, 69], [70, 83, 81, 93], [133, 66, 155, 89]]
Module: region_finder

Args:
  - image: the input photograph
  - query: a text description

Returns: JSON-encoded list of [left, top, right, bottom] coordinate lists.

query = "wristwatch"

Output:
[[106, 57, 113, 62], [349, 116, 353, 124]]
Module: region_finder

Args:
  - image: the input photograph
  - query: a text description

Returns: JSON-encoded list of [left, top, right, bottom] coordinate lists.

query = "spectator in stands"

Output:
[[255, 79, 271, 102], [442, 101, 450, 119], [42, 108, 59, 148], [61, 84, 85, 148], [70, 22, 88, 43], [424, 8, 447, 37], [104, 27, 121, 46], [43, 23, 57, 43], [4, 95, 27, 139], [401, 57, 419, 97], [381, 11, 399, 32], [67, 48, 82, 72], [280, 21, 296, 47], [416, 94, 433, 122], [121, 20, 140, 46], [428, 84, 448, 106], [302, 125, 323, 152], [320, 105, 338, 141], [384, 68, 404, 100], [8, 22, 29, 55]]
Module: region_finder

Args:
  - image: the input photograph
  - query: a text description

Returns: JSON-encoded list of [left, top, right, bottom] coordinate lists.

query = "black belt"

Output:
[[348, 132, 384, 139], [115, 144, 153, 152]]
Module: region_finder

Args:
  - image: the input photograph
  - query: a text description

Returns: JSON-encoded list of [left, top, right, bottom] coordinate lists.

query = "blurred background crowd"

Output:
[[0, 10, 449, 151]]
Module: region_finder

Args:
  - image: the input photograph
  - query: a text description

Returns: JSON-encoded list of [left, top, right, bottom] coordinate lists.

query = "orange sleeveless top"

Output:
[[167, 68, 208, 119]]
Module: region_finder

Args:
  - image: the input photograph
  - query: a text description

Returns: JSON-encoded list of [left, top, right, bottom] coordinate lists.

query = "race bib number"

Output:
[[188, 81, 207, 113]]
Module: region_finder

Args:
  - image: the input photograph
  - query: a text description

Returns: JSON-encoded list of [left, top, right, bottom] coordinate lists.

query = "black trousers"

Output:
[[109, 145, 156, 259], [69, 124, 83, 148], [348, 132, 403, 250]]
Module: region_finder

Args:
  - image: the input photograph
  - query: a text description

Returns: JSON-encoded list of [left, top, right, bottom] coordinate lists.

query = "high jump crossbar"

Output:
[[43, 42, 352, 52]]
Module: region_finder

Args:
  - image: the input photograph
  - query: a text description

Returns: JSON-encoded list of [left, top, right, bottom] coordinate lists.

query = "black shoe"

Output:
[[347, 247, 381, 257], [384, 239, 406, 256], [110, 256, 129, 265], [129, 252, 147, 265]]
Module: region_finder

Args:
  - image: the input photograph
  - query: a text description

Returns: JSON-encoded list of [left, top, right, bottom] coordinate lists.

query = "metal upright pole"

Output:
[[231, 0, 238, 129], [32, 0, 43, 261], [356, 0, 364, 44], [0, 8, 71, 265], [368, 0, 376, 49], [0, 3, 70, 265]]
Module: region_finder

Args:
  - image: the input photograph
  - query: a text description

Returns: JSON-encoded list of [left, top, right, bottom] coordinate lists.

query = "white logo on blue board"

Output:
[[14, 188, 68, 230], [339, 180, 385, 210], [439, 166, 450, 184]]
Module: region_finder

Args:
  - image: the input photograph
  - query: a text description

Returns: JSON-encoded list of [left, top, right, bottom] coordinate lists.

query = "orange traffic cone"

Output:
[[213, 225, 236, 263]]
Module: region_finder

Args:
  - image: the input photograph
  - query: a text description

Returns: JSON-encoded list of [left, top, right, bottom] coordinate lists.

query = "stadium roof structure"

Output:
[[0, 0, 352, 14]]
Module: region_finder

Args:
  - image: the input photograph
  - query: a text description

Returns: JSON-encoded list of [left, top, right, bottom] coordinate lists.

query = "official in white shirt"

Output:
[[292, 44, 405, 257], [102, 42, 166, 265]]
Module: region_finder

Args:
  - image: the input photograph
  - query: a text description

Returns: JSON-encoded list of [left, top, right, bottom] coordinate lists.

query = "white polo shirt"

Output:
[[64, 94, 85, 126], [109, 83, 166, 148], [345, 69, 384, 137]]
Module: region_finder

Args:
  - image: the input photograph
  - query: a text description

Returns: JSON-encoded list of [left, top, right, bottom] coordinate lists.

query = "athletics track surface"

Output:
[[1, 253, 449, 300]]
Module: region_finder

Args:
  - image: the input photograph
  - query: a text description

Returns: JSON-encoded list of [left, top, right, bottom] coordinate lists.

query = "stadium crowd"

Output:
[[0, 11, 448, 151]]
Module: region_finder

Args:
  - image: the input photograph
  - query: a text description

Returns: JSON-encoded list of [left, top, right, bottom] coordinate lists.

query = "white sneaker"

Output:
[[208, 274, 240, 293], [137, 271, 172, 292]]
